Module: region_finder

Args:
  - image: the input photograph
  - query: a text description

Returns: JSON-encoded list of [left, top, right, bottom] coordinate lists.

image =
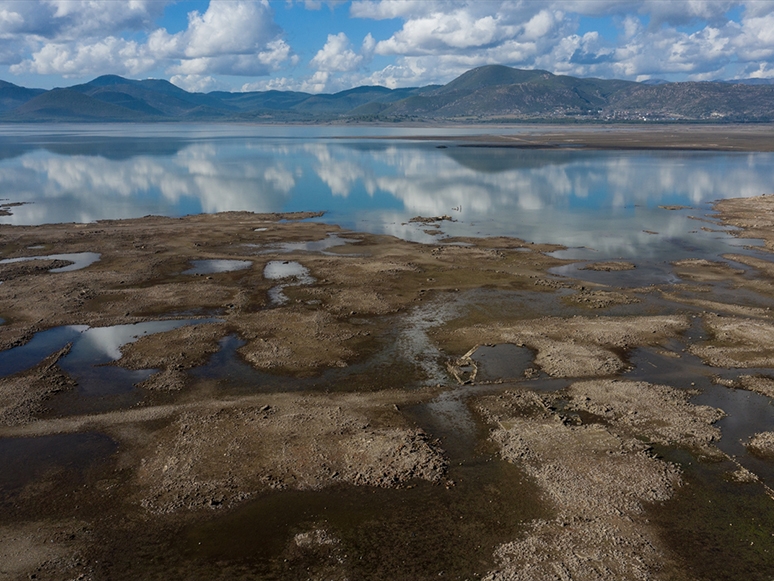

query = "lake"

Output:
[[3, 124, 774, 579], [1, 124, 773, 264]]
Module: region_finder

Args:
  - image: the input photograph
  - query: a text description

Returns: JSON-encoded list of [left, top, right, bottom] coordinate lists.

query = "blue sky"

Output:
[[3, 1, 774, 93]]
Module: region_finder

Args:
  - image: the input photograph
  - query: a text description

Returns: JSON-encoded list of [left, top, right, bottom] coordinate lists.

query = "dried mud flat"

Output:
[[1, 196, 774, 580]]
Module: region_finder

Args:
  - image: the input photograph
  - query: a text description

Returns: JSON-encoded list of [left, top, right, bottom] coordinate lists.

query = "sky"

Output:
[[2, 0, 774, 94]]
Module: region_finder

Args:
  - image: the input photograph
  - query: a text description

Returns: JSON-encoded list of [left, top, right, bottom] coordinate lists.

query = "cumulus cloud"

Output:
[[149, 0, 293, 76], [249, 31, 375, 93], [11, 37, 154, 77], [8, 0, 292, 80], [170, 74, 219, 93], [311, 32, 364, 72], [5, 0, 774, 91], [149, 1, 279, 59], [348, 0, 774, 87], [0, 0, 167, 67], [0, 0, 166, 39]]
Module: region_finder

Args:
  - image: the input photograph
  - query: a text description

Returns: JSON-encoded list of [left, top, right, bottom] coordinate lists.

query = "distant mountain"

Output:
[[2, 66, 773, 123], [0, 80, 45, 114], [10, 88, 157, 121], [718, 78, 774, 86]]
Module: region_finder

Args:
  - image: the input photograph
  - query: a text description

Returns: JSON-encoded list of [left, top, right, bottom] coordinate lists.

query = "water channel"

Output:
[[1, 125, 774, 578]]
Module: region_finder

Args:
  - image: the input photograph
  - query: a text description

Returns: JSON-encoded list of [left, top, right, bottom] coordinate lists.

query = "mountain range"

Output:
[[2, 65, 774, 123]]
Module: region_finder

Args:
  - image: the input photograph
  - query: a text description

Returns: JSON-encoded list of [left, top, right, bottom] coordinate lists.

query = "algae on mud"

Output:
[[1, 194, 774, 580]]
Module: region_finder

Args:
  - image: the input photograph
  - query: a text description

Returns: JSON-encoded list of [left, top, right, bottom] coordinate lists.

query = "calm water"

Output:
[[1, 124, 774, 261], [2, 125, 774, 579]]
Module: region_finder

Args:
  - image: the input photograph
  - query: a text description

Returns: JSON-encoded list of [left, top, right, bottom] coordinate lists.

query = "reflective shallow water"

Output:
[[264, 260, 314, 305], [0, 319, 218, 395], [0, 252, 101, 273], [182, 259, 252, 275], [2, 125, 774, 578], [1, 124, 773, 263]]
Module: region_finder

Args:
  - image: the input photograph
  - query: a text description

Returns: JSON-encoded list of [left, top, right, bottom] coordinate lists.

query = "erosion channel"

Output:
[[1, 196, 774, 580]]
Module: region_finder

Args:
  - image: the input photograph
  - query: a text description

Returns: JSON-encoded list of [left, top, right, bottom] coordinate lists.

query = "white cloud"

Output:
[[168, 39, 294, 76], [11, 37, 154, 77], [5, 0, 774, 91], [170, 74, 218, 92], [151, 0, 279, 59], [311, 32, 364, 72], [0, 0, 166, 43], [747, 62, 774, 78], [241, 75, 303, 92], [7, 0, 293, 81], [150, 0, 293, 76], [347, 0, 774, 87], [257, 31, 376, 93], [350, 0, 438, 20], [375, 10, 519, 55]]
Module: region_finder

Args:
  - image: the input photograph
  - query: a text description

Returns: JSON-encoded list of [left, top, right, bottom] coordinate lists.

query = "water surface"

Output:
[[1, 124, 773, 264]]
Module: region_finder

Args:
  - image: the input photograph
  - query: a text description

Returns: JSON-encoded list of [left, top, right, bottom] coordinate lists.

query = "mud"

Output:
[[447, 315, 689, 378], [689, 314, 774, 368], [580, 261, 636, 272], [0, 346, 75, 426], [2, 192, 774, 579], [389, 124, 774, 152], [476, 389, 684, 581], [747, 432, 774, 459]]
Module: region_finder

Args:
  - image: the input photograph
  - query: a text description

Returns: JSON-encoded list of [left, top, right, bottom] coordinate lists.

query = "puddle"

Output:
[[191, 334, 286, 392], [626, 338, 774, 486], [183, 378, 546, 581], [549, 261, 681, 287], [254, 233, 360, 255], [264, 261, 315, 306], [0, 432, 117, 497], [395, 298, 464, 386], [649, 448, 774, 581], [625, 343, 716, 389], [184, 458, 542, 581], [0, 319, 219, 396], [0, 252, 101, 273], [178, 294, 549, 580], [0, 325, 88, 377], [182, 259, 252, 275], [693, 386, 774, 485], [471, 344, 535, 382]]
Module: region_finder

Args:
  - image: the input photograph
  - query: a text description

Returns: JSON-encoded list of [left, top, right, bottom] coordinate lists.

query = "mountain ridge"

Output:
[[1, 65, 773, 123]]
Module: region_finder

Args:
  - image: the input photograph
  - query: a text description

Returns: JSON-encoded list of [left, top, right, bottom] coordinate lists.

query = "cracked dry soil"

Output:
[[1, 198, 774, 580]]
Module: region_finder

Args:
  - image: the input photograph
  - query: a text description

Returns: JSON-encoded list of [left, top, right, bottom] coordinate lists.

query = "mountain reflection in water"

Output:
[[1, 125, 773, 261]]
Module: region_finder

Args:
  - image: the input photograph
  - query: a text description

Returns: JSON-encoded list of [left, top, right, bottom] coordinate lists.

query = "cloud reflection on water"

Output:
[[1, 135, 773, 260]]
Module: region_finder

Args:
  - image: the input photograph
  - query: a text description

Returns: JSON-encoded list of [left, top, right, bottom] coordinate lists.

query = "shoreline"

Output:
[[337, 124, 774, 152], [1, 197, 774, 579]]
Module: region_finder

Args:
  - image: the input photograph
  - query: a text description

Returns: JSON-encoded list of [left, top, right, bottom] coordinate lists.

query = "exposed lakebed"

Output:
[[1, 127, 774, 580]]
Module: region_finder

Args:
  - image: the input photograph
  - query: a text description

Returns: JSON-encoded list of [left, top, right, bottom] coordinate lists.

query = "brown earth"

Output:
[[2, 191, 774, 579], [580, 261, 636, 271], [381, 124, 774, 151], [747, 432, 774, 459]]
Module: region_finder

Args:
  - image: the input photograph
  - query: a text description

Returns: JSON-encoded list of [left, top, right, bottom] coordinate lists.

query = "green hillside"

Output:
[[2, 66, 773, 123]]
